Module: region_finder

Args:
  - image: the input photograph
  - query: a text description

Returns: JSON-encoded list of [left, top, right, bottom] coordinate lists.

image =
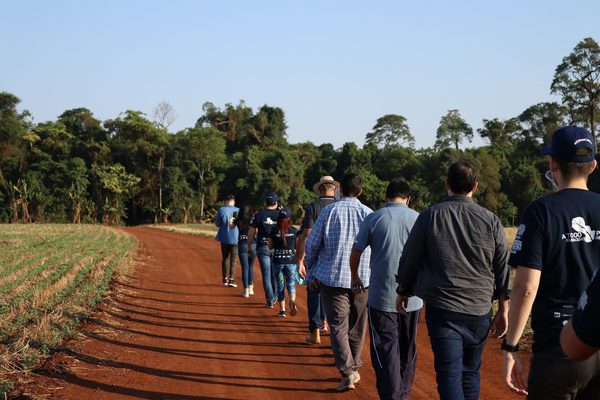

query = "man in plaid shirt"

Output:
[[305, 173, 373, 392]]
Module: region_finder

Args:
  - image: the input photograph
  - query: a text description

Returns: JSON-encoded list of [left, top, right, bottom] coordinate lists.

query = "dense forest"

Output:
[[1, 38, 599, 227]]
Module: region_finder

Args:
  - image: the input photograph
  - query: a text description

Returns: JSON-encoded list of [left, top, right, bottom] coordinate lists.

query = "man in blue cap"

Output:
[[503, 126, 600, 399], [248, 192, 280, 307]]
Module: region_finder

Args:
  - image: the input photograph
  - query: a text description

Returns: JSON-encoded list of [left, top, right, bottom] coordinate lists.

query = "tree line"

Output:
[[0, 37, 599, 226]]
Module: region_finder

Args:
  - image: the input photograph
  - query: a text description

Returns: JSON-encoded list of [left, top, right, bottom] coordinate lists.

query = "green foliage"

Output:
[[551, 37, 600, 137], [435, 109, 473, 151], [366, 114, 415, 148]]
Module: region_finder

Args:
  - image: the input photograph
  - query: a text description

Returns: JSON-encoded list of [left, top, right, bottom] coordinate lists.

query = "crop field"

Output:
[[147, 223, 217, 237], [0, 224, 136, 384]]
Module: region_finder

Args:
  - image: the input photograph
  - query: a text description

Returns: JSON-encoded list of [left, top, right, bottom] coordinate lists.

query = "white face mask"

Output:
[[544, 170, 559, 191]]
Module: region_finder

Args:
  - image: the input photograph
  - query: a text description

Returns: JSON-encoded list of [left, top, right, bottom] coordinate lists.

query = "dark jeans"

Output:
[[238, 241, 256, 289], [527, 346, 600, 400], [368, 306, 420, 400], [256, 245, 276, 304], [307, 284, 327, 331], [425, 305, 491, 400], [321, 284, 369, 377], [220, 243, 238, 281]]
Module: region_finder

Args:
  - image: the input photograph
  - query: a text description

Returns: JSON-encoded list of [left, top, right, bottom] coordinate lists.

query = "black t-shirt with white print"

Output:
[[509, 189, 600, 352], [250, 209, 280, 246], [270, 226, 298, 264]]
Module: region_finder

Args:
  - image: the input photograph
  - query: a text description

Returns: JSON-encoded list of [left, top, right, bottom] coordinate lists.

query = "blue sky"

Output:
[[2, 1, 599, 148]]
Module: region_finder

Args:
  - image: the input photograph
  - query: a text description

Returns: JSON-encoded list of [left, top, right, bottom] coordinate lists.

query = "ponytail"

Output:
[[278, 216, 290, 247]]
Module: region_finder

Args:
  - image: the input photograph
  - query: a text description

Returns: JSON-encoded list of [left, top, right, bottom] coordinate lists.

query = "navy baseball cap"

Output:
[[541, 126, 596, 163], [265, 192, 278, 203], [278, 208, 292, 219]]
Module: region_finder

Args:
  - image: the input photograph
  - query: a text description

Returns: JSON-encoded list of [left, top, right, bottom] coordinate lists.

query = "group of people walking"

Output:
[[214, 125, 600, 400]]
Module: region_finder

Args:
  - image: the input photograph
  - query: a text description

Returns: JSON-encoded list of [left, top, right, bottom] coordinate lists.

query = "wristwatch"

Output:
[[501, 338, 520, 352]]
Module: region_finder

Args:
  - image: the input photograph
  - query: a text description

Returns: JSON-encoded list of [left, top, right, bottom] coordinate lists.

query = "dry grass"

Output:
[[147, 223, 216, 238]]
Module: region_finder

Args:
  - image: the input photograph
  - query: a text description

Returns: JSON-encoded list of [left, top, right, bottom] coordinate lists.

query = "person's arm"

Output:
[[490, 219, 511, 338], [214, 209, 222, 227], [267, 237, 274, 250], [350, 247, 364, 291], [560, 321, 599, 361], [397, 212, 428, 293], [304, 212, 325, 269], [503, 266, 541, 396]]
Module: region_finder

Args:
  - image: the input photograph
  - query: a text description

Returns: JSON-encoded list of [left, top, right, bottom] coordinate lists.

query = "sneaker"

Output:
[[320, 321, 330, 335], [248, 284, 254, 295], [289, 301, 298, 316], [277, 310, 287, 318], [336, 375, 355, 392], [241, 288, 250, 298], [223, 278, 229, 286], [265, 301, 274, 308], [352, 371, 361, 384], [228, 280, 238, 288]]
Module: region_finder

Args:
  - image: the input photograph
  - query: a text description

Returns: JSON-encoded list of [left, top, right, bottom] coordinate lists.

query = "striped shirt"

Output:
[[305, 197, 372, 289]]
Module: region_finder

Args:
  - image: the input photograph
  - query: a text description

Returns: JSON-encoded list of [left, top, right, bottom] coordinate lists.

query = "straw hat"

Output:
[[312, 176, 340, 195]]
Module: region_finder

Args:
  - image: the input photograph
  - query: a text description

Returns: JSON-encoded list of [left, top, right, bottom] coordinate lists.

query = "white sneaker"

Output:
[[241, 288, 250, 298], [248, 284, 254, 295]]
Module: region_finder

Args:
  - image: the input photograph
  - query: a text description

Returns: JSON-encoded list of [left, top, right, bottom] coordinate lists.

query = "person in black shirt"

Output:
[[561, 269, 600, 361], [248, 192, 280, 308], [294, 175, 338, 343], [269, 208, 299, 317], [235, 205, 256, 298], [504, 126, 600, 399]]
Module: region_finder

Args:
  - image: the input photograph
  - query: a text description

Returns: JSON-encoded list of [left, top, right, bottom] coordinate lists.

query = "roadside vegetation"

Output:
[[0, 224, 136, 393], [147, 223, 217, 238]]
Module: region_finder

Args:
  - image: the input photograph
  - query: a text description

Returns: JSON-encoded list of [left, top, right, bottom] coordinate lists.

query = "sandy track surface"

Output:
[[18, 227, 523, 399]]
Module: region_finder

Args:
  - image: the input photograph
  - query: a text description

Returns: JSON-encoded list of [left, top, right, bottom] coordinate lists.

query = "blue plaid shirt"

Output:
[[304, 197, 372, 289]]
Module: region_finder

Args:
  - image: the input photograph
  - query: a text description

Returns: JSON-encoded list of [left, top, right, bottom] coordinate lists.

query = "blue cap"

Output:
[[541, 126, 596, 163], [278, 208, 292, 219], [265, 192, 278, 203]]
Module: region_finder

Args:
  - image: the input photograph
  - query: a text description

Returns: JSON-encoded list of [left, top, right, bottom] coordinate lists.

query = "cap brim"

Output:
[[313, 180, 340, 195], [540, 145, 552, 156]]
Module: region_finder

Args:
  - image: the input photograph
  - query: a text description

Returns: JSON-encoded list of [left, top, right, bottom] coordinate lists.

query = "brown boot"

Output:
[[305, 328, 321, 344]]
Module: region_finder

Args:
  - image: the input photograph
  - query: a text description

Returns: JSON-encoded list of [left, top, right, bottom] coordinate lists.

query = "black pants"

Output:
[[527, 346, 600, 400], [220, 243, 238, 281], [368, 306, 420, 400]]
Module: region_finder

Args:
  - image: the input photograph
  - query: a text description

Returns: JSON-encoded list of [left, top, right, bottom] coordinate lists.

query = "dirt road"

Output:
[[18, 227, 523, 399]]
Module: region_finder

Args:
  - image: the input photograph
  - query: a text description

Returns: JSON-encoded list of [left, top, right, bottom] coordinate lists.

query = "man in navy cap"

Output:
[[503, 126, 600, 399], [248, 192, 281, 308]]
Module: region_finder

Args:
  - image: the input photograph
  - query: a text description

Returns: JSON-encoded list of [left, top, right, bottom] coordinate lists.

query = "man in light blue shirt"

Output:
[[305, 173, 372, 392], [214, 194, 239, 287], [351, 179, 421, 400]]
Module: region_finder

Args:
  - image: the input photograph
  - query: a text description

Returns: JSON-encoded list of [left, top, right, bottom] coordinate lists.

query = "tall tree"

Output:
[[366, 114, 414, 148], [152, 101, 177, 131], [551, 37, 600, 139], [435, 109, 473, 150]]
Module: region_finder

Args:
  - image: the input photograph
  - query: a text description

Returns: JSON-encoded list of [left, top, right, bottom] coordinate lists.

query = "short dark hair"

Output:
[[556, 147, 596, 179], [447, 159, 477, 194], [340, 173, 363, 197], [386, 179, 410, 199], [224, 194, 235, 202]]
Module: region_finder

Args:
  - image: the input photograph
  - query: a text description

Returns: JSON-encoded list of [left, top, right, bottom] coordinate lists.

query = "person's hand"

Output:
[[308, 278, 321, 291], [298, 262, 307, 279], [351, 277, 365, 293], [489, 308, 509, 338], [503, 351, 528, 396], [396, 295, 408, 316]]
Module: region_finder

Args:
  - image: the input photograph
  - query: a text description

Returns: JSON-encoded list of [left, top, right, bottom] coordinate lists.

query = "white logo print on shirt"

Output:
[[561, 217, 600, 243]]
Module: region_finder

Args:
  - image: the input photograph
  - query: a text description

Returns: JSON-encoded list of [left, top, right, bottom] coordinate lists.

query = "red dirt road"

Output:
[[18, 227, 525, 399]]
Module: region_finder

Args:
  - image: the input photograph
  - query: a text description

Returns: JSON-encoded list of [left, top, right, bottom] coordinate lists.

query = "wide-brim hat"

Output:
[[313, 176, 340, 195]]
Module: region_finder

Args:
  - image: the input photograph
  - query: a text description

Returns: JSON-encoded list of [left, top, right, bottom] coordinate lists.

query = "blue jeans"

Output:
[[307, 285, 326, 331], [273, 263, 297, 301], [425, 305, 491, 400], [238, 241, 255, 289], [256, 245, 276, 304]]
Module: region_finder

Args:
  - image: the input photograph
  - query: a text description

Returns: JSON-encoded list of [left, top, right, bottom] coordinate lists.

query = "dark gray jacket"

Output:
[[397, 195, 509, 316]]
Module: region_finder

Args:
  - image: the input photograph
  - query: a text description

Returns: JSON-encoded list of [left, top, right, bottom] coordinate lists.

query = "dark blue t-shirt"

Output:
[[572, 269, 600, 348], [509, 189, 600, 352], [270, 226, 298, 264], [250, 209, 280, 246]]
